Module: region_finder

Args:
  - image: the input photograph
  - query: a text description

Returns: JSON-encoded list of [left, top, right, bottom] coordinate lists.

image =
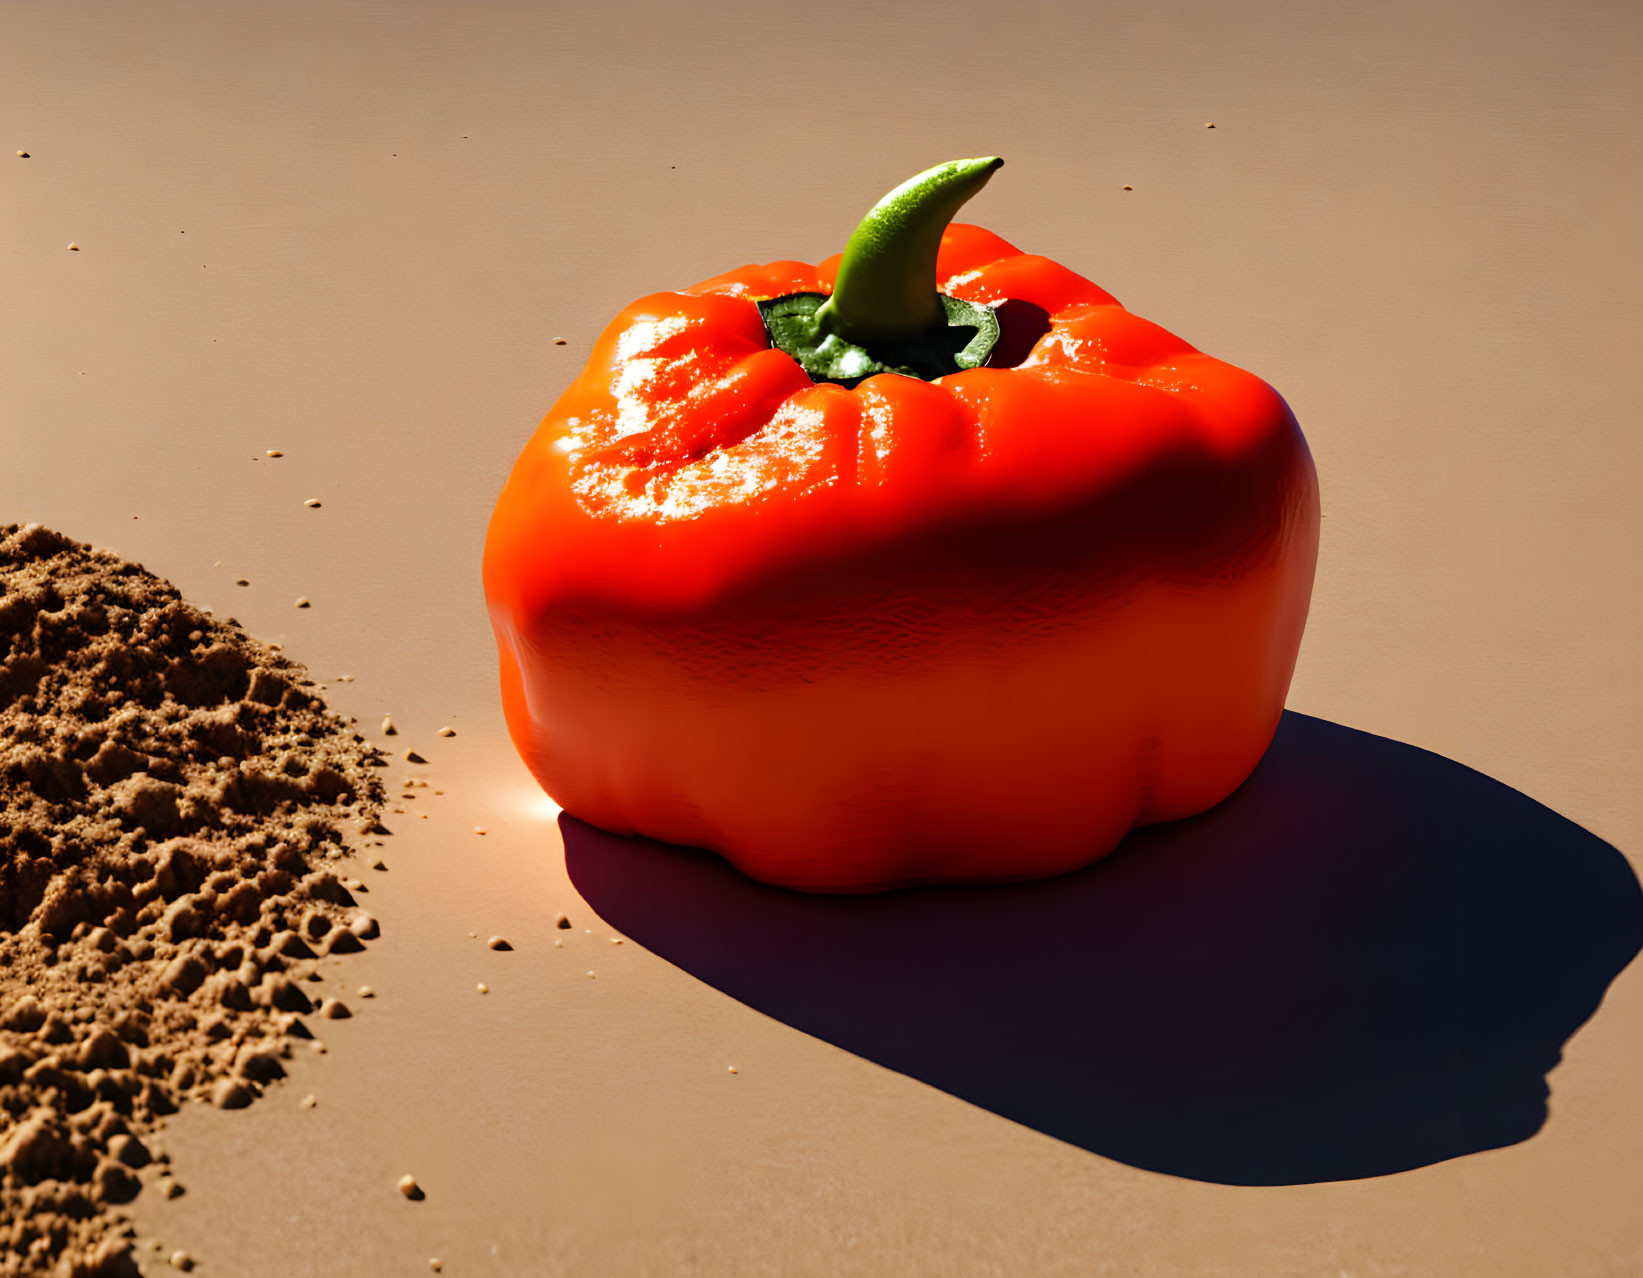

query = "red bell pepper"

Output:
[[484, 158, 1320, 892]]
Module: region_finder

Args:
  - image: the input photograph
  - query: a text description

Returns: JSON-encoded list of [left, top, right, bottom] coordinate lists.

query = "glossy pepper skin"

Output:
[[484, 162, 1319, 893]]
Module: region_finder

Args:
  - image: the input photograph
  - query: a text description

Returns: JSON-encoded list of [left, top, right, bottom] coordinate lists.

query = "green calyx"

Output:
[[758, 157, 1004, 388], [760, 291, 999, 386]]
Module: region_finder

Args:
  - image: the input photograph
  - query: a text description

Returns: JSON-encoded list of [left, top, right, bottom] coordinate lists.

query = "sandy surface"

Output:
[[3, 0, 1640, 1274]]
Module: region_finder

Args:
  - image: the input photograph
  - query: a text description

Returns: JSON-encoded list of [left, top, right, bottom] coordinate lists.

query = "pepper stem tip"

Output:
[[817, 156, 1004, 347]]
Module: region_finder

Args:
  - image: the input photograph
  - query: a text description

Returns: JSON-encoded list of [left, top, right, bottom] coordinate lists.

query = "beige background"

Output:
[[3, 0, 1640, 1274]]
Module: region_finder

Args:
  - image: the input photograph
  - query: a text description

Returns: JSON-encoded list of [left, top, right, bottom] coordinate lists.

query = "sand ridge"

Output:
[[0, 524, 388, 1276]]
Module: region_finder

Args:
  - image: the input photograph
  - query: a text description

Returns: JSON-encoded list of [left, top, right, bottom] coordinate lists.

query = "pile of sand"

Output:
[[0, 524, 387, 1276]]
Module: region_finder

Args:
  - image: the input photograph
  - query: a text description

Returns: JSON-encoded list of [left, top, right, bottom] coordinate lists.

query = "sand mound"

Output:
[[0, 524, 386, 1276]]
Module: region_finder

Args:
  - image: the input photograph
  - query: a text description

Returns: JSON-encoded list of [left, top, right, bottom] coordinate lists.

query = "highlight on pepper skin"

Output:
[[483, 157, 1321, 892]]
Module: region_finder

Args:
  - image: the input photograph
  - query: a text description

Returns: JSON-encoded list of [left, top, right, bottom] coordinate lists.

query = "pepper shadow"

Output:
[[561, 712, 1642, 1185]]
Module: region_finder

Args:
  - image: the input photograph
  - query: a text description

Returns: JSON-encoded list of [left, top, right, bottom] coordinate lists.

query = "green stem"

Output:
[[816, 157, 1003, 346]]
